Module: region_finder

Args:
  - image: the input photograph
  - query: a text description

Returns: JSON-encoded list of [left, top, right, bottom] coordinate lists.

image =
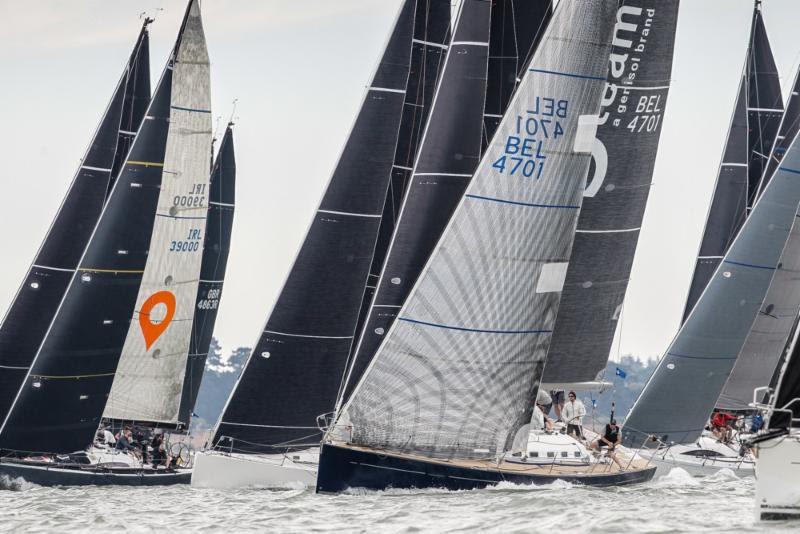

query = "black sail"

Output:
[[681, 4, 782, 322], [341, 0, 552, 406], [178, 126, 236, 426], [0, 1, 205, 453], [769, 315, 800, 430], [0, 21, 151, 426], [541, 1, 680, 384], [212, 0, 422, 453]]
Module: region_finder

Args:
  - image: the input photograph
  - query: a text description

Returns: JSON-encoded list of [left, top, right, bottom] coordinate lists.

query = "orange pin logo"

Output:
[[139, 290, 176, 349]]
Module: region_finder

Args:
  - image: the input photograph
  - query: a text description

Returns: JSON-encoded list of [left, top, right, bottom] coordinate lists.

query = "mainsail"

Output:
[[178, 125, 236, 425], [0, 20, 151, 426], [622, 128, 800, 446], [541, 1, 680, 384], [340, 0, 553, 406], [211, 0, 436, 454], [717, 69, 800, 412], [338, 0, 616, 459], [0, 1, 207, 454], [103, 1, 212, 428], [681, 3, 782, 322]]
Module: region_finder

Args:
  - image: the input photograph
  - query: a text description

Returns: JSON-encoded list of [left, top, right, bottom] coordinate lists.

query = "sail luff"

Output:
[[210, 0, 421, 454], [339, 0, 617, 459], [177, 125, 236, 426], [541, 0, 680, 384], [0, 20, 151, 427], [0, 2, 202, 454], [339, 0, 552, 409]]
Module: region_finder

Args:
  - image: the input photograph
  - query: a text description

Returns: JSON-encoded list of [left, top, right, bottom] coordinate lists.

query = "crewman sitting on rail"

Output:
[[710, 411, 736, 443]]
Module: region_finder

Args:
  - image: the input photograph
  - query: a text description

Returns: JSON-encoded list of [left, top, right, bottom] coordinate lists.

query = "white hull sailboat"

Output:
[[191, 449, 318, 489], [754, 431, 800, 520], [634, 436, 754, 477]]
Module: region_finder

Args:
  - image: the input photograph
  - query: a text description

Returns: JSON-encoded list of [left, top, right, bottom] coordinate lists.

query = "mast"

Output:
[[209, 0, 433, 454], [681, 2, 782, 322], [622, 121, 800, 446], [0, 1, 206, 455], [0, 19, 151, 427], [336, 0, 616, 459], [178, 124, 236, 426], [339, 0, 553, 408], [541, 0, 680, 385], [103, 0, 212, 430]]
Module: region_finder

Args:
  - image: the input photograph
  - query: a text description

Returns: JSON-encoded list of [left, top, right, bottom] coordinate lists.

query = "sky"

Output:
[[0, 0, 799, 362]]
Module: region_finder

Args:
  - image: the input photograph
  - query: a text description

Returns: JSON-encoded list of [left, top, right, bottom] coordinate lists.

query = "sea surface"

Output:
[[0, 468, 795, 533]]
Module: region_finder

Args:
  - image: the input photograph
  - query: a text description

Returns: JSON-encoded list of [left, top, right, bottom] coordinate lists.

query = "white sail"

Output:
[[104, 1, 212, 425], [337, 0, 616, 459]]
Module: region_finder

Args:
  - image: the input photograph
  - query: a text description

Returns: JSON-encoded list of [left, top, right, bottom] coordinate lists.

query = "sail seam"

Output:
[[575, 227, 640, 234], [412, 38, 448, 50], [398, 317, 551, 335], [317, 209, 382, 219], [415, 172, 472, 177], [723, 259, 776, 270], [465, 194, 579, 210], [369, 87, 406, 94], [451, 41, 489, 47], [171, 105, 212, 114], [32, 264, 76, 273], [528, 67, 605, 81], [80, 165, 112, 173], [667, 352, 737, 361], [262, 330, 353, 340]]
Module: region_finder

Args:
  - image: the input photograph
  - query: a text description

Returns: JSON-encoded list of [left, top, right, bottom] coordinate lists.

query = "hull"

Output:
[[0, 460, 190, 487], [636, 447, 754, 478], [316, 443, 655, 493], [191, 449, 318, 489], [755, 432, 800, 520]]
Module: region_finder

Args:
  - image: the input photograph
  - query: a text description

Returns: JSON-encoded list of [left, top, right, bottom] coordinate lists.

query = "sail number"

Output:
[[170, 228, 202, 253], [626, 95, 662, 133], [173, 183, 207, 208], [197, 288, 221, 310], [491, 97, 568, 180]]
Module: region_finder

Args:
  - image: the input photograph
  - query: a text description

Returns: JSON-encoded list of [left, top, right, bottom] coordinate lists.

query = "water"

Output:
[[0, 468, 795, 533]]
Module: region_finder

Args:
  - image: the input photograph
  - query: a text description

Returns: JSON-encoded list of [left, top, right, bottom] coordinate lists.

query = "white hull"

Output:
[[638, 448, 754, 477], [191, 449, 318, 489], [755, 432, 800, 520]]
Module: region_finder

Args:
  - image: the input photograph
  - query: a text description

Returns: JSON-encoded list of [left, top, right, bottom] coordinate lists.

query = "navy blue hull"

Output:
[[316, 443, 656, 493], [0, 461, 190, 487]]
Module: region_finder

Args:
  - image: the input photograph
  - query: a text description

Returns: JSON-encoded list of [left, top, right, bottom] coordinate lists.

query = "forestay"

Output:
[[339, 0, 616, 459], [622, 130, 800, 446], [717, 65, 800, 411], [0, 21, 151, 426], [681, 4, 782, 322], [104, 0, 212, 427], [542, 0, 680, 384]]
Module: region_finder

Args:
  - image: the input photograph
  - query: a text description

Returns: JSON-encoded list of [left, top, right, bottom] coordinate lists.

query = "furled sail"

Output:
[[340, 0, 553, 407], [0, 1, 207, 454], [681, 4, 782, 322], [103, 1, 212, 428], [178, 125, 236, 426], [622, 131, 800, 446], [717, 68, 800, 412], [0, 20, 151, 426], [211, 0, 432, 454], [541, 1, 680, 384], [338, 0, 616, 459]]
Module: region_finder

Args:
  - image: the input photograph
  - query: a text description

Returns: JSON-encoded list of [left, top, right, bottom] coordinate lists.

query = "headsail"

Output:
[[340, 0, 553, 407], [178, 125, 236, 426], [211, 0, 428, 454], [103, 0, 212, 428], [622, 129, 800, 446], [681, 3, 782, 322], [0, 20, 151, 427], [338, 0, 616, 459], [0, 1, 207, 454], [542, 1, 680, 384]]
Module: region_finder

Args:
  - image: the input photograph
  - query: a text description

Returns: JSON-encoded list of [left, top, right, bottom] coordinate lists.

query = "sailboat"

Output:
[[751, 306, 800, 520], [0, 0, 215, 487], [621, 1, 795, 477], [316, 0, 656, 494], [193, 0, 552, 490]]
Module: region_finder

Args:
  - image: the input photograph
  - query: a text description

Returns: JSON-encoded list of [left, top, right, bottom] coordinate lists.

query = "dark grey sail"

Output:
[[681, 4, 783, 322], [767, 313, 800, 430], [340, 0, 553, 406], [211, 0, 424, 454], [622, 131, 800, 447], [541, 1, 680, 384], [0, 1, 205, 454], [0, 21, 151, 426], [178, 125, 236, 426], [717, 71, 800, 411]]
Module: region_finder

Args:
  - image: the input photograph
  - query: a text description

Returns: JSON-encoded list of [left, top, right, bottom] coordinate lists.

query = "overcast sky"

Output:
[[1, 0, 799, 362]]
